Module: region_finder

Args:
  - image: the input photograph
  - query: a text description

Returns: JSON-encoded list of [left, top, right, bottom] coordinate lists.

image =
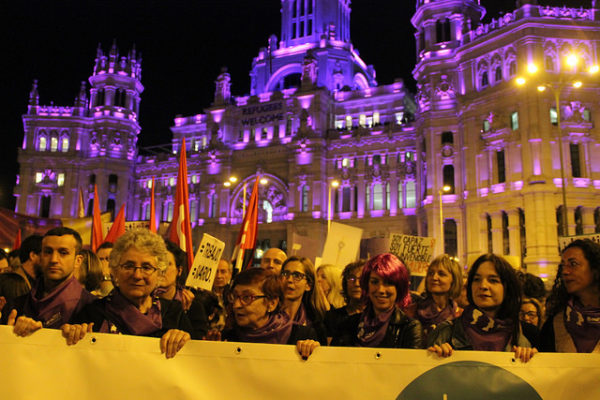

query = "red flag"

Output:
[[77, 188, 85, 218], [231, 177, 259, 270], [13, 229, 22, 250], [149, 176, 157, 233], [104, 204, 126, 243], [168, 138, 194, 271], [91, 185, 104, 252]]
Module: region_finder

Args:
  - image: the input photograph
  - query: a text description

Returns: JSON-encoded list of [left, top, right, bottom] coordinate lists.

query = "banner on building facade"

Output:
[[389, 233, 435, 276], [0, 326, 598, 399], [558, 233, 600, 252], [186, 233, 225, 290]]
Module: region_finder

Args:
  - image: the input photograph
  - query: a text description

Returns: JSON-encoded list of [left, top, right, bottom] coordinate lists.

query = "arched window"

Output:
[[480, 71, 489, 88], [61, 136, 69, 152], [108, 174, 118, 193], [545, 55, 555, 72], [50, 136, 58, 152], [495, 66, 503, 82], [441, 131, 453, 145], [373, 183, 383, 210], [38, 132, 47, 151], [508, 60, 517, 77], [502, 211, 509, 255], [406, 180, 416, 208], [443, 165, 455, 193], [444, 219, 458, 257], [575, 207, 584, 235]]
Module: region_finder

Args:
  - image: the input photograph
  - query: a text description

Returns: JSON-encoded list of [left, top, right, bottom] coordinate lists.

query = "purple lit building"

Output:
[[14, 1, 600, 278]]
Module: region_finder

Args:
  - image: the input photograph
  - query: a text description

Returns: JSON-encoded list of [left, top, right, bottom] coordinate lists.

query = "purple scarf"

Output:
[[292, 303, 308, 326], [461, 305, 513, 351], [234, 312, 294, 344], [100, 289, 163, 336], [564, 297, 600, 353], [356, 306, 395, 347], [26, 276, 92, 328], [417, 297, 458, 336]]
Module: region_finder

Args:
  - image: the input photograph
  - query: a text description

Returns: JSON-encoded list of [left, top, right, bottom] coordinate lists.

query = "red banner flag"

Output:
[[168, 138, 194, 271], [104, 204, 126, 243], [13, 229, 22, 250], [149, 176, 157, 233], [91, 185, 104, 252], [232, 177, 259, 270], [77, 188, 85, 218]]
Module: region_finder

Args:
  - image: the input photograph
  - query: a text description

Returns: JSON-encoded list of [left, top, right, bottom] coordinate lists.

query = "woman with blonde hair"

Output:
[[415, 254, 463, 340], [280, 256, 328, 344], [317, 264, 345, 309]]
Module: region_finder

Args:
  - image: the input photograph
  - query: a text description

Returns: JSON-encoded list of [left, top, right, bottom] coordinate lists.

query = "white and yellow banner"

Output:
[[0, 326, 598, 399]]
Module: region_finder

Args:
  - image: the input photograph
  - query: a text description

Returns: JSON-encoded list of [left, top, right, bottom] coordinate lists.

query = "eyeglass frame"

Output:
[[227, 292, 268, 306], [118, 262, 160, 276], [281, 270, 309, 283]]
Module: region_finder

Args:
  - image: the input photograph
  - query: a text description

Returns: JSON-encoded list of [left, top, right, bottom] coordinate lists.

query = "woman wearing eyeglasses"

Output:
[[331, 253, 422, 348], [217, 268, 319, 359], [280, 257, 329, 345], [61, 229, 195, 359]]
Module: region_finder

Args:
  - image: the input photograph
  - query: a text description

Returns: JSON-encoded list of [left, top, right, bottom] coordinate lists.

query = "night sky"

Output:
[[1, 0, 589, 209]]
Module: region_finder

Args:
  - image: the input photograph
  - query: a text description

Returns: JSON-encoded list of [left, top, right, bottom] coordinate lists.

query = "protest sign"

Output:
[[389, 233, 435, 276], [558, 233, 600, 252], [321, 222, 363, 268], [185, 233, 225, 290]]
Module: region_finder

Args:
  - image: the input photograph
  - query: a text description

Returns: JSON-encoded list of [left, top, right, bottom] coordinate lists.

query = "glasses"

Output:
[[281, 270, 307, 282], [119, 262, 159, 276], [227, 292, 267, 306]]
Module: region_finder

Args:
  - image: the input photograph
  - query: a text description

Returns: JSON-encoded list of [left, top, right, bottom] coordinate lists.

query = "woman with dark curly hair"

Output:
[[331, 253, 422, 348], [427, 254, 537, 362], [541, 239, 600, 353]]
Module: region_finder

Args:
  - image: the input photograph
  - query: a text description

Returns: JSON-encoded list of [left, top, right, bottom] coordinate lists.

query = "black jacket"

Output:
[[331, 307, 423, 349]]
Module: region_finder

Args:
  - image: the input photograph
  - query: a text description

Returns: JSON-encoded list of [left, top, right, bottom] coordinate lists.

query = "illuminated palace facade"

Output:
[[14, 0, 600, 277]]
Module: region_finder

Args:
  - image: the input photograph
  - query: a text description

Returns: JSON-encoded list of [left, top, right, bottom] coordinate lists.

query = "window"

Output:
[[556, 206, 565, 237], [373, 155, 382, 165], [595, 207, 600, 233], [373, 112, 380, 125], [208, 194, 217, 218], [192, 175, 199, 184], [519, 208, 526, 265], [373, 184, 383, 210], [61, 137, 69, 152], [480, 71, 489, 88], [50, 136, 58, 152], [301, 185, 309, 212], [359, 114, 366, 127], [346, 116, 352, 129], [435, 19, 451, 43], [57, 173, 65, 187], [444, 219, 458, 257], [40, 196, 51, 218], [575, 207, 583, 235], [509, 61, 517, 77], [441, 131, 453, 145], [511, 111, 519, 130], [550, 107, 558, 125], [495, 66, 502, 82], [486, 214, 493, 253], [502, 211, 509, 255], [545, 55, 555, 72], [497, 150, 506, 183], [342, 187, 352, 212], [483, 119, 491, 132], [443, 165, 455, 193], [106, 198, 116, 216], [108, 174, 118, 193], [398, 182, 404, 208], [307, 19, 312, 35], [169, 177, 176, 187], [583, 109, 591, 122], [386, 183, 391, 210], [167, 202, 174, 222], [145, 203, 151, 220], [406, 181, 416, 208], [38, 136, 47, 151], [365, 185, 370, 210], [342, 157, 350, 168], [35, 172, 43, 183], [570, 143, 581, 177], [96, 89, 105, 106], [191, 199, 198, 223]]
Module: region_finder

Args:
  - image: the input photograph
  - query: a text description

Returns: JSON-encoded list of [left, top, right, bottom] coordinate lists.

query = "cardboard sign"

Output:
[[185, 233, 225, 290], [321, 222, 363, 268], [558, 233, 600, 252], [389, 233, 435, 276]]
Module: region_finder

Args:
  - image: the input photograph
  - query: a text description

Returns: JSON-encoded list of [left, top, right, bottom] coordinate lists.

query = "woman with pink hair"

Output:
[[331, 253, 422, 348]]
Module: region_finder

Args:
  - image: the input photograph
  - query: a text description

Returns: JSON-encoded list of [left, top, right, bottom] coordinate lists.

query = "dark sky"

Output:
[[1, 0, 588, 208]]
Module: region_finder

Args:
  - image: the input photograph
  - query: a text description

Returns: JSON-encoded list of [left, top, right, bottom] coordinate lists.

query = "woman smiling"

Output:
[[61, 229, 195, 359], [331, 253, 422, 348]]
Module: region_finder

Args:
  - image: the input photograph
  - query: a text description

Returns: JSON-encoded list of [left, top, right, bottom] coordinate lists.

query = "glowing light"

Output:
[[260, 178, 268, 185], [442, 185, 451, 192], [516, 77, 526, 86], [527, 63, 538, 74], [229, 176, 238, 183], [573, 81, 582, 88], [589, 65, 599, 74], [566, 53, 579, 68], [537, 85, 546, 92], [331, 180, 340, 188], [223, 181, 231, 187]]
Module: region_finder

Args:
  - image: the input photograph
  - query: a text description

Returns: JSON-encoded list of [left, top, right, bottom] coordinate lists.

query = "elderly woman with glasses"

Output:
[[208, 268, 319, 359], [61, 229, 195, 358], [280, 256, 329, 344], [331, 253, 422, 348]]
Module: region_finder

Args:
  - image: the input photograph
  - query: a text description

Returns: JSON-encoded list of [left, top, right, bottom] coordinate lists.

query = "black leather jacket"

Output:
[[331, 307, 423, 349]]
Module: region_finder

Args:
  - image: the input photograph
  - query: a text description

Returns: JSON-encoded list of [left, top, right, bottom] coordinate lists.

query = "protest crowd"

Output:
[[1, 223, 599, 363]]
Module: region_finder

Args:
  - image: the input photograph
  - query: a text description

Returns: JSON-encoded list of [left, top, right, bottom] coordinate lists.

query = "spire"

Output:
[[28, 79, 39, 106], [74, 81, 87, 108], [214, 67, 232, 105]]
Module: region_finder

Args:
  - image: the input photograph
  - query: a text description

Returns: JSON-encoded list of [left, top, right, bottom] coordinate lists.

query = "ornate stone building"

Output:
[[14, 1, 600, 277]]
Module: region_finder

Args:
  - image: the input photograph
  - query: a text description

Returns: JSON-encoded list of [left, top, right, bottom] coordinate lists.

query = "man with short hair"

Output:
[[95, 241, 114, 295], [259, 248, 287, 274], [15, 234, 43, 288], [212, 259, 232, 298], [1, 227, 96, 336]]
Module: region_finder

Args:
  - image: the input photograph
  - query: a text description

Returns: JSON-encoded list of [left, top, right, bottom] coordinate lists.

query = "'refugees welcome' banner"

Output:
[[1, 326, 598, 399]]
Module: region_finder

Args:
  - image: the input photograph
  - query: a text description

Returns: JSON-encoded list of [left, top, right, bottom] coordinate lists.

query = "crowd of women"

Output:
[[1, 228, 599, 361]]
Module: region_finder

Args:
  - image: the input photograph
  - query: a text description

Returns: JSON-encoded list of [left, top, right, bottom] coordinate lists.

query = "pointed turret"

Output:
[[214, 67, 232, 105], [28, 79, 39, 106]]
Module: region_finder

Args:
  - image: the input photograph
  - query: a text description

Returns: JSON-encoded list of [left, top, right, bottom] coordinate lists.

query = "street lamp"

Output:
[[516, 55, 598, 236], [439, 185, 451, 253], [328, 180, 340, 234]]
